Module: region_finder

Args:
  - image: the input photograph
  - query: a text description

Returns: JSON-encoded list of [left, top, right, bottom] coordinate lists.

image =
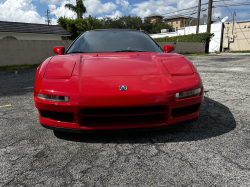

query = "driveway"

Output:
[[0, 53, 250, 186]]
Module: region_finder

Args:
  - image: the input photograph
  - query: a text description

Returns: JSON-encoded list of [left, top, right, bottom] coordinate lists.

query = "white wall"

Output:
[[150, 23, 223, 52], [177, 23, 223, 52], [150, 32, 178, 38], [0, 32, 64, 40]]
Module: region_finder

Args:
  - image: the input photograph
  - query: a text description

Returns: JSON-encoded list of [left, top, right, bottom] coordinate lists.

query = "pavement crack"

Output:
[[221, 155, 250, 171]]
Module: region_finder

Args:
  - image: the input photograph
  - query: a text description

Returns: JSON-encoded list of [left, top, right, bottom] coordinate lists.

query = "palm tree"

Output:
[[65, 0, 87, 19]]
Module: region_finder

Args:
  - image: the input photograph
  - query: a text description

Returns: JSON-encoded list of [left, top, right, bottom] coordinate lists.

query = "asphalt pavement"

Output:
[[0, 53, 250, 186]]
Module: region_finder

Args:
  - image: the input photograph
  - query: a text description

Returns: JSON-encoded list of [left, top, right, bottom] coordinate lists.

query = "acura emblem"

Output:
[[119, 85, 127, 91]]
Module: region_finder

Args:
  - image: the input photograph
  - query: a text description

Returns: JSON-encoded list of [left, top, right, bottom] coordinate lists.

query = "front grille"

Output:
[[78, 105, 167, 127]]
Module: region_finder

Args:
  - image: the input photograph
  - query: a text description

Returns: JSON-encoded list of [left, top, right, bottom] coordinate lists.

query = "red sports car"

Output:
[[34, 29, 203, 132]]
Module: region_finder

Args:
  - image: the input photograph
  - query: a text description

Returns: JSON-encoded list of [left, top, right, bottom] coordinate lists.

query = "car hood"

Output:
[[77, 53, 161, 77], [44, 52, 194, 78]]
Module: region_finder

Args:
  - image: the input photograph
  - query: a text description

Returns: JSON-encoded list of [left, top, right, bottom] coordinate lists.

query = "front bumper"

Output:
[[35, 92, 204, 131], [34, 73, 204, 131]]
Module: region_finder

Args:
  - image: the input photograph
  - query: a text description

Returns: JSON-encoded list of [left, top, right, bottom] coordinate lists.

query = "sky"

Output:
[[0, 0, 249, 25]]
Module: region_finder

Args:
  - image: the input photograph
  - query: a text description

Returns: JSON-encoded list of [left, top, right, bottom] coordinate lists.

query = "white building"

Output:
[[0, 21, 71, 40]]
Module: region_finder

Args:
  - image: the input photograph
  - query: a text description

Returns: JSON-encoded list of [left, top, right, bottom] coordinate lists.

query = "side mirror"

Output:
[[53, 46, 65, 55], [163, 45, 175, 53]]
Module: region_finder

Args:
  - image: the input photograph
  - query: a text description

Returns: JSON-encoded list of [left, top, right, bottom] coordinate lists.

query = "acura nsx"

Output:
[[34, 29, 204, 132]]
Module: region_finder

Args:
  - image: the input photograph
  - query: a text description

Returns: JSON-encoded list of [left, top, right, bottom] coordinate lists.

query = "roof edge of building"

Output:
[[0, 21, 71, 35]]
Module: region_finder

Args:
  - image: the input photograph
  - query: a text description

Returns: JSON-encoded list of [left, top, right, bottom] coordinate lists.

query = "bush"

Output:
[[152, 37, 166, 42], [153, 33, 214, 43]]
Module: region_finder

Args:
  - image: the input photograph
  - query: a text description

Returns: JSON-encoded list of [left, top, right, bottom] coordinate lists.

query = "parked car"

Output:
[[34, 29, 203, 132]]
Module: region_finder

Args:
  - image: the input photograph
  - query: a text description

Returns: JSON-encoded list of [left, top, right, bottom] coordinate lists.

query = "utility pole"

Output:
[[196, 0, 201, 34], [184, 19, 186, 35], [232, 11, 236, 35], [205, 0, 212, 53], [45, 9, 51, 25]]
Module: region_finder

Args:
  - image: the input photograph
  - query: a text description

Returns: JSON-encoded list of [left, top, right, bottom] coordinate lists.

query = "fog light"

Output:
[[175, 88, 201, 99], [37, 93, 69, 102]]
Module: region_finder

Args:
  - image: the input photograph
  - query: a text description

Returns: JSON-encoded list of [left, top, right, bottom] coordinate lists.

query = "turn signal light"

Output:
[[37, 93, 69, 102], [175, 88, 201, 99]]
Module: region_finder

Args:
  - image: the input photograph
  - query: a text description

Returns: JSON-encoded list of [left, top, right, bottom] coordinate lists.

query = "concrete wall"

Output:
[[157, 42, 205, 53], [222, 20, 250, 51], [0, 40, 204, 66], [0, 40, 73, 66], [0, 32, 64, 40]]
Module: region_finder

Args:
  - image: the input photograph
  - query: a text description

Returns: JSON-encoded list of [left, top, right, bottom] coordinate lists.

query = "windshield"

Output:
[[67, 30, 162, 53]]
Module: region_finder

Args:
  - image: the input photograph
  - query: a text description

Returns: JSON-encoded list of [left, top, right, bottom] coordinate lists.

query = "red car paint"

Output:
[[34, 30, 203, 132]]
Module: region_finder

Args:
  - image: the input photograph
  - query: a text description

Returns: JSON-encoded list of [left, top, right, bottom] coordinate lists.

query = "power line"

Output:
[[161, 0, 231, 16], [236, 22, 250, 45], [145, 0, 249, 20], [214, 2, 250, 8], [161, 3, 210, 16], [163, 7, 208, 19], [222, 0, 232, 15], [221, 2, 250, 49]]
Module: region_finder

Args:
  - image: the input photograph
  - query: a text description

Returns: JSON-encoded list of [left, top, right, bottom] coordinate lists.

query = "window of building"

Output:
[[182, 21, 183, 24], [176, 21, 178, 24], [171, 21, 173, 24]]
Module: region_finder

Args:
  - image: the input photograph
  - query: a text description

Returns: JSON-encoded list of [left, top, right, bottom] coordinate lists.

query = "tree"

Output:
[[58, 15, 103, 40], [57, 17, 78, 40], [76, 15, 103, 34], [150, 22, 172, 34], [65, 0, 87, 19], [57, 15, 173, 40], [100, 15, 143, 30], [141, 17, 153, 33]]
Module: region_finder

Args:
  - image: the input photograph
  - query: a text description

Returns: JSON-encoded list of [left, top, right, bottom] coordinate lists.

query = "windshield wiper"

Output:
[[67, 51, 86, 54], [113, 50, 146, 52]]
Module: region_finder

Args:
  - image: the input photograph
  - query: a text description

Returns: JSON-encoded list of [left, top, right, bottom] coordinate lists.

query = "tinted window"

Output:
[[67, 30, 162, 53]]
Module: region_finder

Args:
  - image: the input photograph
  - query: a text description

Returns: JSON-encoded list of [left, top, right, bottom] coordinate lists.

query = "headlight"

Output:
[[175, 88, 201, 99], [37, 93, 69, 102]]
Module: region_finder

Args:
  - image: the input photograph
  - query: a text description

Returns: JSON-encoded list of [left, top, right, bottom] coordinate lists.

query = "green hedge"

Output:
[[154, 32, 214, 43]]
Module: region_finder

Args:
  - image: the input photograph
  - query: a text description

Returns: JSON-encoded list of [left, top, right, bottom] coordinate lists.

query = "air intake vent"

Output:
[[78, 105, 168, 128]]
